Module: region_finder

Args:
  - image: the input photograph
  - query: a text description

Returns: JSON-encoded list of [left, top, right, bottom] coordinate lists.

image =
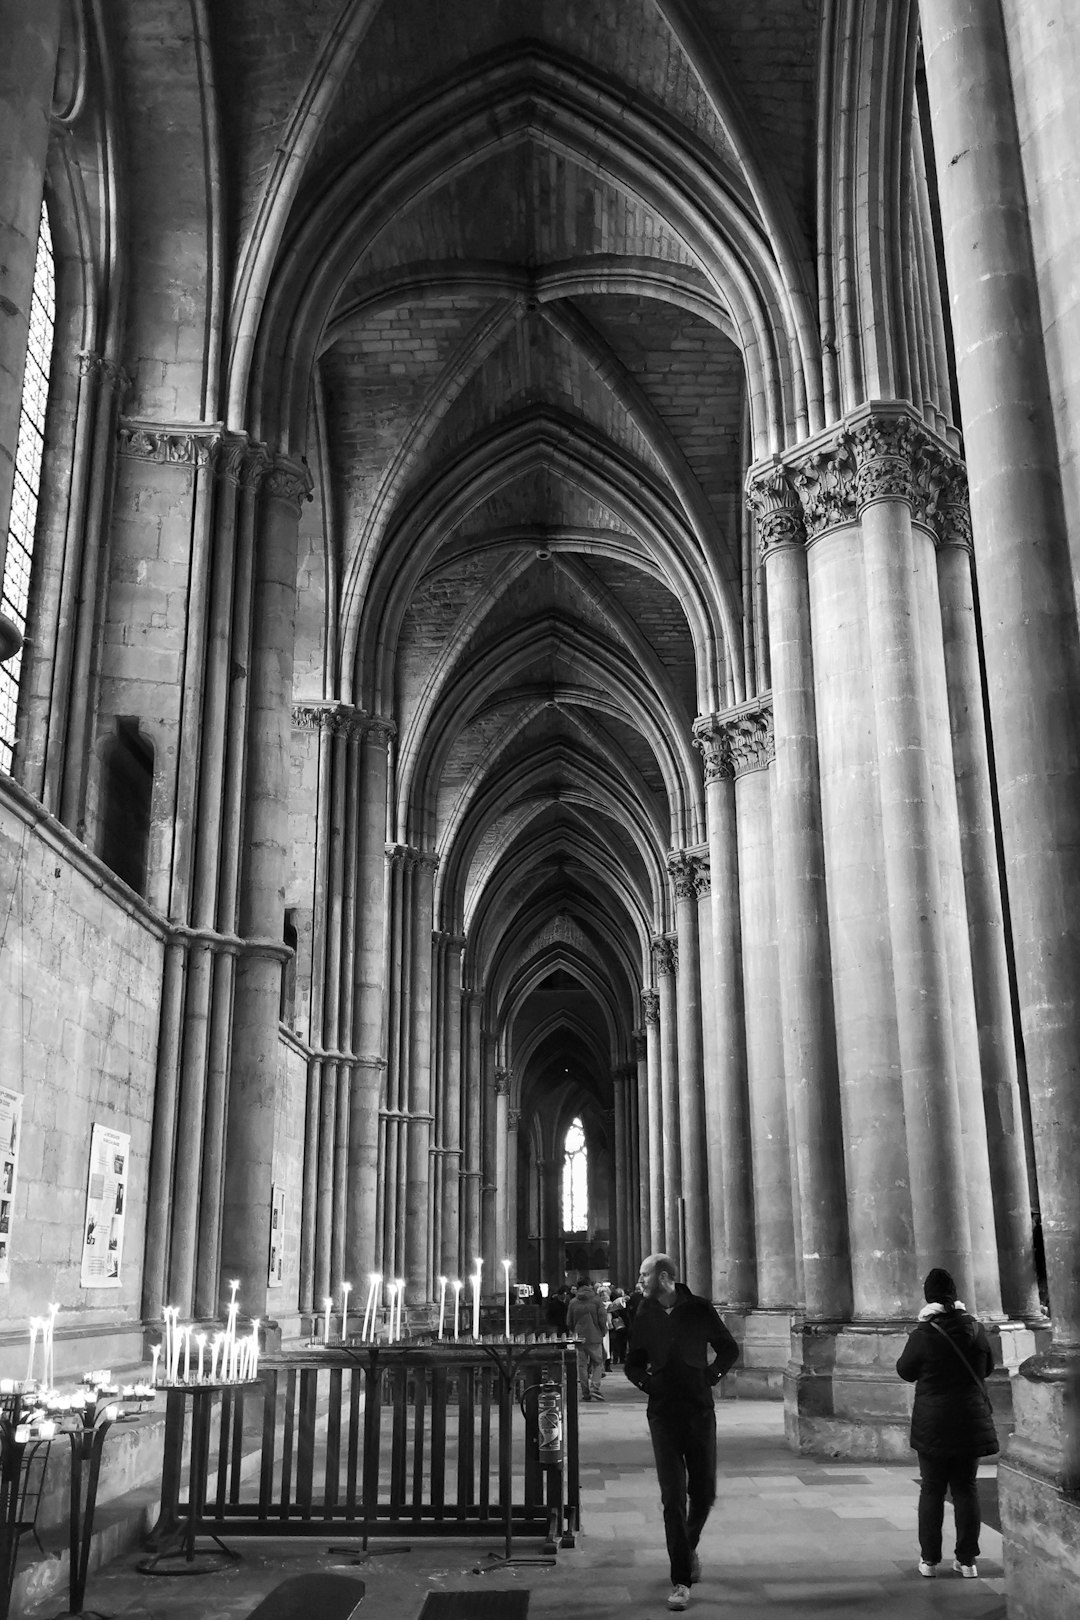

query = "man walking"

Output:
[[625, 1253, 739, 1611]]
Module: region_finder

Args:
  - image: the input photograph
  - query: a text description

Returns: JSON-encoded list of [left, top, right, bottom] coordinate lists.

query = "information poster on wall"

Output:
[[80, 1124, 129, 1288], [268, 1184, 285, 1288], [0, 1088, 24, 1284]]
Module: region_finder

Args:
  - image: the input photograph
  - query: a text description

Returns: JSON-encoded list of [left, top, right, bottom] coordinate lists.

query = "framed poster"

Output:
[[0, 1088, 23, 1284], [268, 1184, 285, 1288], [80, 1124, 130, 1288]]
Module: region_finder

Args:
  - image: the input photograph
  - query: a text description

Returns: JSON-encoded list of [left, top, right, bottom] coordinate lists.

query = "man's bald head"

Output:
[[638, 1252, 679, 1303]]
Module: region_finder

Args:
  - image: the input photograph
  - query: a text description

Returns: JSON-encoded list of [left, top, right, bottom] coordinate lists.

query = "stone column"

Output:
[[797, 436, 913, 1318], [730, 718, 797, 1309], [640, 990, 664, 1251], [493, 1069, 511, 1270], [695, 880, 725, 1296], [461, 991, 483, 1273], [652, 938, 681, 1264], [935, 502, 1039, 1319], [507, 1106, 521, 1277], [695, 729, 755, 1305], [539, 1157, 562, 1288], [437, 934, 465, 1279], [746, 466, 851, 1319], [0, 0, 61, 614], [922, 13, 1080, 1602], [611, 1067, 631, 1286], [633, 1030, 651, 1259], [668, 853, 712, 1295], [222, 458, 309, 1315], [404, 852, 437, 1304], [853, 412, 973, 1294]]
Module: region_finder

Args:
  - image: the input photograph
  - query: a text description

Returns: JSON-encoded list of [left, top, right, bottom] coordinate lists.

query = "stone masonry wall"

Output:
[[0, 783, 162, 1333]]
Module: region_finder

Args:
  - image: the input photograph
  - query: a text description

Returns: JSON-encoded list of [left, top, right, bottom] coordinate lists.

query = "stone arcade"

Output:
[[1, 3, 1078, 1616]]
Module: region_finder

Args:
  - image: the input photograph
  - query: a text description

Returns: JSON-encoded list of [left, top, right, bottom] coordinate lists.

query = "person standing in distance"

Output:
[[625, 1253, 739, 1611], [897, 1267, 998, 1579]]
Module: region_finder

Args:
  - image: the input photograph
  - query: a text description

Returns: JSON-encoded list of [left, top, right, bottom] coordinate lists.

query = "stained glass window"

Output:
[[1, 202, 54, 773], [562, 1116, 588, 1232]]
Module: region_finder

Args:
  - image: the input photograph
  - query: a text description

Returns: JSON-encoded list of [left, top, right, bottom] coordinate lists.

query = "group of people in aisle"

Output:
[[559, 1253, 998, 1613]]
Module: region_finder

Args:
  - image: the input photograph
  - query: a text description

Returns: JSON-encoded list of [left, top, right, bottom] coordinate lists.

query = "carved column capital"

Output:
[[668, 849, 709, 902], [494, 1069, 511, 1097], [507, 1108, 522, 1131], [264, 456, 313, 513], [692, 723, 735, 784], [117, 418, 223, 468], [652, 934, 678, 977], [291, 702, 370, 742], [640, 988, 660, 1026], [746, 461, 806, 563], [791, 434, 859, 539], [697, 699, 774, 777], [850, 413, 917, 508], [79, 350, 130, 396]]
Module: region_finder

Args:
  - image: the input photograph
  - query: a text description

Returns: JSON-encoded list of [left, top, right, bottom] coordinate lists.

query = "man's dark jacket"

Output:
[[624, 1284, 739, 1412], [896, 1306, 998, 1458]]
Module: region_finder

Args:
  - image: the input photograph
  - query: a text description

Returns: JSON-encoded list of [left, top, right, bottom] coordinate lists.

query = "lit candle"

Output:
[[340, 1282, 352, 1340], [183, 1327, 191, 1384], [196, 1334, 206, 1383], [150, 1344, 161, 1386], [229, 1278, 240, 1304], [437, 1276, 447, 1339], [361, 1274, 379, 1343], [104, 1404, 118, 1422], [453, 1279, 462, 1340], [472, 1260, 482, 1339], [323, 1297, 332, 1345], [37, 1419, 56, 1440], [396, 1279, 406, 1342], [209, 1335, 221, 1382], [249, 1321, 260, 1379], [26, 1318, 39, 1386], [502, 1259, 511, 1339], [45, 1304, 59, 1389]]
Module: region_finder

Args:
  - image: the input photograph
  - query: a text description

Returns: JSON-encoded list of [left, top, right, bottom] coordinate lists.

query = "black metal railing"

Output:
[[144, 1341, 580, 1567]]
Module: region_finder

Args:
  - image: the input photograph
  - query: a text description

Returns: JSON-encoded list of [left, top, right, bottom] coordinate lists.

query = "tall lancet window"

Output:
[[562, 1116, 588, 1232], [1, 201, 54, 773]]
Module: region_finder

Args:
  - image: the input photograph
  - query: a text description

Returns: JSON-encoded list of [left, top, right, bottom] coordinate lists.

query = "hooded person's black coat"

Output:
[[896, 1306, 998, 1458]]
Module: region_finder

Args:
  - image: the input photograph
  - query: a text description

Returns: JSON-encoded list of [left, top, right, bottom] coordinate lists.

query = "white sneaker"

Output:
[[918, 1560, 937, 1578], [952, 1559, 978, 1578], [667, 1585, 691, 1611]]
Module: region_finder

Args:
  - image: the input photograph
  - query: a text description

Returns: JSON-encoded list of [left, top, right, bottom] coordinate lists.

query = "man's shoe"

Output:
[[918, 1560, 937, 1578], [667, 1585, 691, 1611], [689, 1551, 701, 1585], [580, 1392, 591, 1402], [952, 1560, 978, 1578], [591, 1388, 605, 1400]]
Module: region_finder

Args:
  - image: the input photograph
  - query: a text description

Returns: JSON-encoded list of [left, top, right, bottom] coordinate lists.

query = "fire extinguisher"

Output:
[[536, 1368, 563, 1466]]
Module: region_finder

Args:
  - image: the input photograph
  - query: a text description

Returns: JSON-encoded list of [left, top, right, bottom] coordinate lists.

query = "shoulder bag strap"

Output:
[[927, 1319, 992, 1408]]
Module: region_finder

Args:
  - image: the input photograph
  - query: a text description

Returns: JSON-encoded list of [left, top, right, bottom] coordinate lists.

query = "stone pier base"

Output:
[[728, 1308, 789, 1399], [783, 1319, 913, 1459], [1000, 1351, 1080, 1620]]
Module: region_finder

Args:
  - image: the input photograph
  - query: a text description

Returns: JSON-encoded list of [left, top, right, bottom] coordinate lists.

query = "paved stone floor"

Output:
[[27, 1378, 1006, 1619]]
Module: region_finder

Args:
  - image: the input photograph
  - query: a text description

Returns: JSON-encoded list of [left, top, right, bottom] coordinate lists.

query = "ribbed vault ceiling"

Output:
[[225, 0, 819, 1132]]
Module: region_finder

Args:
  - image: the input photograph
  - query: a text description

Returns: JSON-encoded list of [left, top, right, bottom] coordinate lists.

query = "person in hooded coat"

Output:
[[896, 1267, 998, 1580]]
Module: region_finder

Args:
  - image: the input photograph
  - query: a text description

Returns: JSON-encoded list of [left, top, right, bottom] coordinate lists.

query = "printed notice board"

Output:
[[0, 1088, 23, 1284], [80, 1123, 130, 1288]]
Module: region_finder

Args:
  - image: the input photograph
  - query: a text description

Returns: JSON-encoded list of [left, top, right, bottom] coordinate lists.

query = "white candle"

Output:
[[396, 1279, 406, 1342], [322, 1297, 332, 1345], [210, 1335, 220, 1382], [26, 1318, 39, 1386], [196, 1334, 206, 1383], [437, 1276, 447, 1339], [386, 1282, 397, 1343], [472, 1262, 482, 1339], [183, 1327, 191, 1384], [229, 1278, 240, 1304], [502, 1260, 511, 1339], [361, 1274, 379, 1343], [453, 1279, 462, 1340], [249, 1321, 260, 1379], [104, 1403, 118, 1422], [45, 1304, 59, 1389], [151, 1344, 161, 1386], [340, 1282, 352, 1340]]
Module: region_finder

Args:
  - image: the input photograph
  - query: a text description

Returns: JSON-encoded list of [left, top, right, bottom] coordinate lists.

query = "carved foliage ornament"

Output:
[[652, 935, 678, 976], [118, 421, 222, 468], [640, 988, 660, 1026], [746, 464, 805, 562], [693, 726, 734, 785], [668, 850, 708, 902]]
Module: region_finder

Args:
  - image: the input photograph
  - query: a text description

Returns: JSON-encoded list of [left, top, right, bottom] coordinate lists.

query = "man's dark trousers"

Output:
[[648, 1401, 716, 1588]]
